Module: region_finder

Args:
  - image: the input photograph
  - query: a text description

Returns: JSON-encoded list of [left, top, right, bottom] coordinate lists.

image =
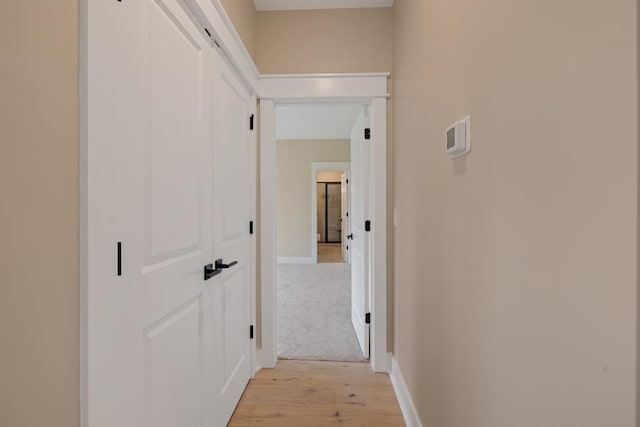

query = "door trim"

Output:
[[311, 162, 350, 264], [258, 74, 389, 372]]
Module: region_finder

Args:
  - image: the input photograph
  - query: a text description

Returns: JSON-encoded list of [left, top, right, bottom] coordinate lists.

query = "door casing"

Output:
[[258, 74, 389, 373]]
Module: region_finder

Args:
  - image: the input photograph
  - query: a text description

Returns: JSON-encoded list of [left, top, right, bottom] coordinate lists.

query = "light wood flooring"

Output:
[[318, 243, 345, 263], [228, 360, 405, 426]]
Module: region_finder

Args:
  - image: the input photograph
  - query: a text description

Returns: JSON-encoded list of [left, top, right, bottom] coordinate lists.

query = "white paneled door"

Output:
[[86, 0, 253, 426], [350, 109, 371, 359], [210, 49, 254, 426]]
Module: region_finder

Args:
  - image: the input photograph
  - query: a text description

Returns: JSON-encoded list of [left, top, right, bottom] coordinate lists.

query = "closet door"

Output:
[[210, 48, 254, 426], [87, 0, 216, 426]]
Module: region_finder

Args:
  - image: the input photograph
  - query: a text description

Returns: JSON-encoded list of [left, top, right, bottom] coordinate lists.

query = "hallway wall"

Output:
[[393, 1, 638, 426], [219, 0, 257, 62], [277, 139, 350, 258], [0, 1, 79, 426], [256, 8, 392, 74]]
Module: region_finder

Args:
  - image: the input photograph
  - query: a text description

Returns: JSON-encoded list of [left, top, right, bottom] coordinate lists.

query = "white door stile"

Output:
[[248, 96, 258, 377], [341, 172, 350, 263], [350, 108, 371, 359], [210, 47, 254, 426], [368, 97, 388, 373]]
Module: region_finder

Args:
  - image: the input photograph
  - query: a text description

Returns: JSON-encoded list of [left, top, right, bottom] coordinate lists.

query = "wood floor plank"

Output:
[[317, 243, 345, 263], [230, 360, 405, 426]]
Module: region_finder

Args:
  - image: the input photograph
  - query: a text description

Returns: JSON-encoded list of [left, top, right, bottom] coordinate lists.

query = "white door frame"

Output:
[[311, 162, 351, 264], [258, 74, 389, 372]]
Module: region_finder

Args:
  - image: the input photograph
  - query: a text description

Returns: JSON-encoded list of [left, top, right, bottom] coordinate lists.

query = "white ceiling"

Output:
[[253, 0, 393, 11], [276, 104, 363, 140]]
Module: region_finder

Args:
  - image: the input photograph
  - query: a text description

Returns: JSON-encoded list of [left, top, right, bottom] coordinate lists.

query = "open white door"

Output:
[[350, 108, 371, 359], [87, 0, 216, 425], [210, 48, 254, 426], [341, 172, 350, 263]]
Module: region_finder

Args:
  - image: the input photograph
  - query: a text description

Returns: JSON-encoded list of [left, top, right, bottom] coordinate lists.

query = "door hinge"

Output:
[[346, 245, 349, 250], [346, 212, 349, 217], [213, 39, 220, 48], [365, 313, 371, 324], [364, 128, 371, 140], [249, 220, 254, 235], [346, 179, 349, 184], [250, 325, 254, 339], [365, 220, 371, 232], [250, 114, 254, 130], [117, 241, 122, 276], [204, 28, 211, 37]]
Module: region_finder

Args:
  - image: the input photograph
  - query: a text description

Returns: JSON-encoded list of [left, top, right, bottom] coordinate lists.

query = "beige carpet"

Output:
[[277, 263, 365, 362]]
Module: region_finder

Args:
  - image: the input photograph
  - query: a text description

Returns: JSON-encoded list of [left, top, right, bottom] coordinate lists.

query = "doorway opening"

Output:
[[258, 73, 388, 373], [275, 104, 363, 362], [316, 175, 348, 263], [317, 181, 342, 244], [311, 164, 351, 265]]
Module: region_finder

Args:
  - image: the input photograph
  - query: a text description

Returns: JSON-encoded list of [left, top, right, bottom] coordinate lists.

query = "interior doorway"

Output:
[[275, 105, 362, 362], [317, 181, 342, 244], [317, 179, 344, 263], [315, 169, 351, 264], [311, 163, 351, 264], [258, 73, 389, 373]]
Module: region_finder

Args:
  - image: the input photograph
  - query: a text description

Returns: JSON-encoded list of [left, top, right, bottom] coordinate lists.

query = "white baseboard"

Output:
[[389, 354, 423, 427], [277, 257, 314, 264], [256, 348, 277, 369]]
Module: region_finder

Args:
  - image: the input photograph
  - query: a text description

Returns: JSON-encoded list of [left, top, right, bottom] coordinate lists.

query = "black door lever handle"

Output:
[[204, 263, 221, 281], [215, 259, 238, 269], [346, 234, 354, 240]]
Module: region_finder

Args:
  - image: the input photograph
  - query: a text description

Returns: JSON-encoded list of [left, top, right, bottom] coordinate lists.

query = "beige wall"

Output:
[[256, 8, 392, 74], [219, 0, 257, 62], [277, 140, 350, 258], [393, 1, 638, 426], [257, 7, 395, 348], [0, 2, 79, 427]]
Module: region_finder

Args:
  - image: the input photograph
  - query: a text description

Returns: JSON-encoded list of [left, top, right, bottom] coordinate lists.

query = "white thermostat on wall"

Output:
[[446, 115, 471, 158]]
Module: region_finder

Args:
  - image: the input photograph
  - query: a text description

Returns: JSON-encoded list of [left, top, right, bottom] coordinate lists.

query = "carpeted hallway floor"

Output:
[[277, 263, 366, 362]]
